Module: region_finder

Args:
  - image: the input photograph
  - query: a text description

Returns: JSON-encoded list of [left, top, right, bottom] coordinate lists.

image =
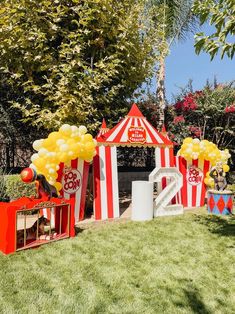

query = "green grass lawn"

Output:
[[0, 210, 234, 314]]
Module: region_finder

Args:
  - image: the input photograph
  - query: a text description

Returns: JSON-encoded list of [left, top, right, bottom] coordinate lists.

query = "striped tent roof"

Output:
[[97, 104, 173, 148], [96, 118, 110, 139], [160, 124, 171, 141]]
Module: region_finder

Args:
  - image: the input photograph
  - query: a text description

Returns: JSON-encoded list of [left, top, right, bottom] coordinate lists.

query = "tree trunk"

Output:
[[156, 56, 166, 131]]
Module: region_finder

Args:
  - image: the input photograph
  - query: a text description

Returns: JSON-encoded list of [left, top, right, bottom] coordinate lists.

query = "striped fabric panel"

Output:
[[93, 145, 119, 220]]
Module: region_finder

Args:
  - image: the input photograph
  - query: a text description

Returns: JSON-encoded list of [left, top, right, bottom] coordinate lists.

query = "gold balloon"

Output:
[[54, 182, 62, 192], [223, 164, 230, 172]]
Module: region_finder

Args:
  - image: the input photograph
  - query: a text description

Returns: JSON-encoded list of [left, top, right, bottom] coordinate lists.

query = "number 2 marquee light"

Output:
[[93, 104, 174, 220]]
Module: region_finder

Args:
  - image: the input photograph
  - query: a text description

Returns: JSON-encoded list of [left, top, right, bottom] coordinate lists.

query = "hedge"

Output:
[[0, 175, 36, 201]]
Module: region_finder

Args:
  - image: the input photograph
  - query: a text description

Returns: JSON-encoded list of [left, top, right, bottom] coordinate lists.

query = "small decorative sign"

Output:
[[186, 166, 203, 186], [128, 126, 146, 144], [62, 168, 82, 194]]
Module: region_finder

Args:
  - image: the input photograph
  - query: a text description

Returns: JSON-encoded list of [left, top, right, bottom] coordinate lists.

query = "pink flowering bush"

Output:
[[225, 104, 235, 113], [165, 81, 235, 161], [173, 115, 185, 124]]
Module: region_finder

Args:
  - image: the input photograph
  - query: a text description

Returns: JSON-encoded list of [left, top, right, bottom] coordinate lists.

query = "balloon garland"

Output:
[[177, 137, 231, 187], [30, 124, 97, 192]]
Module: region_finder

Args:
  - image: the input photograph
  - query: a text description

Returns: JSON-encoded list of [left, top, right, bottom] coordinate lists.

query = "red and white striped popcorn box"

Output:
[[174, 156, 210, 208], [57, 158, 90, 222]]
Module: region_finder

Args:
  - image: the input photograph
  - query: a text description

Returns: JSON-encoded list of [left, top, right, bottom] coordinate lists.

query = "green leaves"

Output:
[[0, 0, 156, 131], [193, 0, 235, 59]]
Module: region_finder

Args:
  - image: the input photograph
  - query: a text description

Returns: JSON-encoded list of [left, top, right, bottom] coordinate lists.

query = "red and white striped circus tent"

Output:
[[93, 104, 174, 220], [98, 104, 173, 147]]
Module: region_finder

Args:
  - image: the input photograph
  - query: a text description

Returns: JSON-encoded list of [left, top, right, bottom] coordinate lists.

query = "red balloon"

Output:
[[20, 168, 37, 183]]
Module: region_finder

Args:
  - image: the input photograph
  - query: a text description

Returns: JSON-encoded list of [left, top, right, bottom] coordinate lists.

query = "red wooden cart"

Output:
[[0, 197, 75, 255]]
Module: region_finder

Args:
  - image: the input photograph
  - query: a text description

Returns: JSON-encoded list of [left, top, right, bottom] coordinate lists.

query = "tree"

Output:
[[193, 0, 235, 59], [144, 0, 197, 130], [165, 80, 235, 162], [0, 0, 155, 132]]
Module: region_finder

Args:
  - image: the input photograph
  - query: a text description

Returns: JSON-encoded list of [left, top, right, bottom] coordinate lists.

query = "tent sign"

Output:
[[128, 126, 146, 144]]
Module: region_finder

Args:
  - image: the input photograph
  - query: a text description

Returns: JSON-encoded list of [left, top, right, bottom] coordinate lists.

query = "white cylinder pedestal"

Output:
[[131, 181, 153, 221]]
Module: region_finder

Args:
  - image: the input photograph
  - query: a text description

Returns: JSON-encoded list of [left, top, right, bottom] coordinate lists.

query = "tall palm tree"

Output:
[[145, 0, 198, 130]]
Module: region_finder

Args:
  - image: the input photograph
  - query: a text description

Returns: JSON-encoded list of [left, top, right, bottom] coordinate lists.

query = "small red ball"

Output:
[[20, 168, 37, 183]]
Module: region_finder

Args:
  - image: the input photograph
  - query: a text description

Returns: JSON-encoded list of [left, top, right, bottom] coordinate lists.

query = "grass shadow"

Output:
[[193, 214, 235, 237], [183, 287, 212, 314], [74, 226, 85, 235]]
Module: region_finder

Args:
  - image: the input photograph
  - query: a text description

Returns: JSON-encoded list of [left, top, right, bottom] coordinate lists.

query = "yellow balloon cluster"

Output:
[[30, 124, 97, 190], [177, 137, 231, 187]]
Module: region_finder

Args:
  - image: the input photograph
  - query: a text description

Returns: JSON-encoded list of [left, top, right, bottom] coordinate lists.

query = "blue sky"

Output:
[[148, 27, 234, 103]]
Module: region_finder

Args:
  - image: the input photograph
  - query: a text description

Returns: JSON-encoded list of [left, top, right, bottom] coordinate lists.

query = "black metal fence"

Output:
[[0, 141, 33, 173]]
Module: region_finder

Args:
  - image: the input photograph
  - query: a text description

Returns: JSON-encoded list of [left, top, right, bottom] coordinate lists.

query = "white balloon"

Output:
[[59, 144, 69, 152], [192, 153, 198, 160], [32, 139, 43, 151], [29, 163, 37, 170], [185, 148, 192, 154], [46, 152, 56, 158], [31, 153, 39, 162], [71, 125, 79, 133], [71, 131, 80, 138], [49, 168, 56, 174], [192, 138, 200, 144], [38, 148, 48, 157], [59, 124, 71, 133], [56, 139, 66, 146], [79, 125, 87, 135]]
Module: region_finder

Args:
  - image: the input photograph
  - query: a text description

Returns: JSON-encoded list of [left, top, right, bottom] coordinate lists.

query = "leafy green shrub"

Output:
[[4, 175, 36, 200], [0, 170, 9, 202], [227, 185, 235, 193], [227, 171, 235, 184]]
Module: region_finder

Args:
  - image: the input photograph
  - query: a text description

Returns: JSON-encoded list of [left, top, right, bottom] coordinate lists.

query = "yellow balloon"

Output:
[[71, 134, 81, 141], [47, 172, 58, 180], [46, 153, 59, 164], [85, 142, 95, 151], [223, 164, 230, 172], [66, 139, 76, 146], [83, 134, 93, 142], [181, 144, 188, 150], [192, 144, 200, 153], [183, 137, 193, 144], [54, 182, 62, 192], [48, 132, 61, 142], [68, 150, 77, 160], [58, 152, 70, 163], [208, 178, 214, 187], [43, 138, 55, 150], [33, 157, 46, 169]]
